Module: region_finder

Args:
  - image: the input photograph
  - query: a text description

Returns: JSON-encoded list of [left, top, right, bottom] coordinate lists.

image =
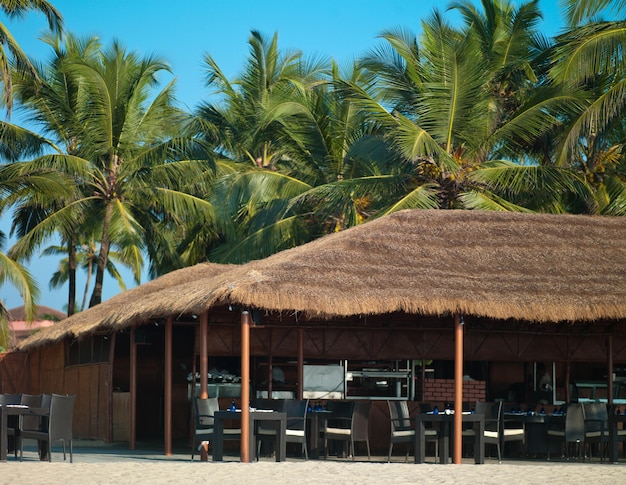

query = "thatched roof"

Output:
[[17, 209, 626, 351]]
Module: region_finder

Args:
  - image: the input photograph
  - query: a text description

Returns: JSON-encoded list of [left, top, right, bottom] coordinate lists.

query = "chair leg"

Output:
[[388, 442, 393, 462], [366, 439, 371, 461], [69, 440, 73, 464], [303, 441, 308, 460]]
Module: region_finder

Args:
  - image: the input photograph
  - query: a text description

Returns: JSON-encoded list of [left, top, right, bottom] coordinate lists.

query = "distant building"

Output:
[[6, 306, 66, 349]]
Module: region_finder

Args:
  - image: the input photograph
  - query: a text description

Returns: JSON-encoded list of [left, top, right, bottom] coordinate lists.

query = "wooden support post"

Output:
[[164, 317, 173, 456], [608, 336, 614, 406], [241, 310, 252, 463], [297, 327, 304, 400], [200, 311, 209, 399], [453, 313, 464, 465], [129, 326, 137, 450]]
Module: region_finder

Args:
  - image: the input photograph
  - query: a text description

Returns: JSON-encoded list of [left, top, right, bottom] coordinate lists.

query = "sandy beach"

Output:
[[3, 445, 626, 485]]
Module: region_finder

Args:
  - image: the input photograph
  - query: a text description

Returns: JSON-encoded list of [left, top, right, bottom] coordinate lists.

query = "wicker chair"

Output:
[[19, 394, 76, 462], [324, 400, 371, 461]]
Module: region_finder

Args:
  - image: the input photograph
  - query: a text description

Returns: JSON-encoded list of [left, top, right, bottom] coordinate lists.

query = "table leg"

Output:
[[610, 420, 618, 464], [439, 422, 450, 464], [414, 420, 426, 463], [213, 417, 224, 461], [276, 418, 286, 462], [474, 419, 485, 464], [0, 407, 7, 462], [248, 417, 256, 462]]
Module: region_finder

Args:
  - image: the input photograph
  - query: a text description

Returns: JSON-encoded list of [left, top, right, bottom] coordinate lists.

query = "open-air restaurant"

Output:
[[2, 210, 626, 465]]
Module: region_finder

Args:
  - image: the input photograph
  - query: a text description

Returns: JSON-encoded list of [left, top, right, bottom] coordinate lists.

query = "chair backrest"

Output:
[[194, 397, 219, 428], [284, 399, 308, 431], [583, 402, 608, 432], [0, 393, 22, 405], [48, 394, 76, 442], [253, 398, 285, 412], [326, 400, 354, 427], [20, 394, 43, 432], [351, 400, 371, 441], [388, 400, 412, 430], [41, 394, 52, 410], [565, 403, 585, 442]]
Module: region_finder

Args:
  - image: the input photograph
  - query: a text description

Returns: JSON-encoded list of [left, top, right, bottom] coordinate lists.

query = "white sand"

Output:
[[2, 454, 626, 485]]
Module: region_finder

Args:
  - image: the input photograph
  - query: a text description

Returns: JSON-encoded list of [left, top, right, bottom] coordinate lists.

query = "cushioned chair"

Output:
[[463, 401, 502, 461], [256, 399, 309, 459], [547, 402, 585, 460], [20, 394, 76, 462], [387, 399, 438, 462], [501, 404, 525, 459], [191, 397, 240, 460], [324, 400, 371, 461], [583, 402, 608, 461]]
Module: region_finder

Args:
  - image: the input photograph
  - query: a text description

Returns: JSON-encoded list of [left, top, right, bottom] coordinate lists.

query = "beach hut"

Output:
[[5, 209, 626, 462]]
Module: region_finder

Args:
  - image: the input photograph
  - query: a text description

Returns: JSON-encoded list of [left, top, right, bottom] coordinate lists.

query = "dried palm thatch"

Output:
[[17, 209, 626, 351]]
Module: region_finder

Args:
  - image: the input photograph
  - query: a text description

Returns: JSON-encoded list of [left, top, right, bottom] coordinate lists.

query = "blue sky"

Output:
[[1, 0, 566, 312]]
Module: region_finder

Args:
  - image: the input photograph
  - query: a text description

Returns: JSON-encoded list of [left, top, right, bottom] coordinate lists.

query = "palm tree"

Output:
[[190, 32, 405, 263], [2, 34, 215, 308], [546, 1, 626, 214], [344, 3, 591, 214], [0, 0, 63, 114], [562, 0, 626, 25]]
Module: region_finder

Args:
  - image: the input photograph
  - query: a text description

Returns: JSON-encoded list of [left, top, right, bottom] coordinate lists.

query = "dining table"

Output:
[[503, 411, 564, 457], [212, 409, 287, 462], [0, 404, 50, 461], [414, 412, 485, 464]]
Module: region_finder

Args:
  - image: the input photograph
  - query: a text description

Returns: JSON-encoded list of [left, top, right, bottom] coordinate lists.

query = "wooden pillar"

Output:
[[297, 327, 304, 400], [107, 332, 116, 443], [164, 317, 173, 456], [608, 336, 614, 406], [453, 313, 463, 465], [129, 326, 137, 450], [200, 311, 209, 399], [240, 310, 252, 462]]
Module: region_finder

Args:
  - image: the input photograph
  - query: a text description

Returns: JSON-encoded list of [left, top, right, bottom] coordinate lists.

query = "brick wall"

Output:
[[422, 378, 486, 407]]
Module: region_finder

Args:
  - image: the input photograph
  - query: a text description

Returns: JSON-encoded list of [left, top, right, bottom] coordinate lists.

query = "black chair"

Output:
[[583, 402, 609, 461], [18, 394, 43, 457], [256, 399, 309, 459], [20, 393, 76, 462], [547, 402, 585, 460], [388, 399, 438, 462], [324, 400, 371, 461], [1, 393, 22, 457], [463, 401, 502, 461], [191, 397, 240, 460]]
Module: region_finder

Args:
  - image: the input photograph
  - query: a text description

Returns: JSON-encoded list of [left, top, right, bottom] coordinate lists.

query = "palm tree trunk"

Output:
[[89, 203, 113, 308], [67, 238, 76, 316]]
